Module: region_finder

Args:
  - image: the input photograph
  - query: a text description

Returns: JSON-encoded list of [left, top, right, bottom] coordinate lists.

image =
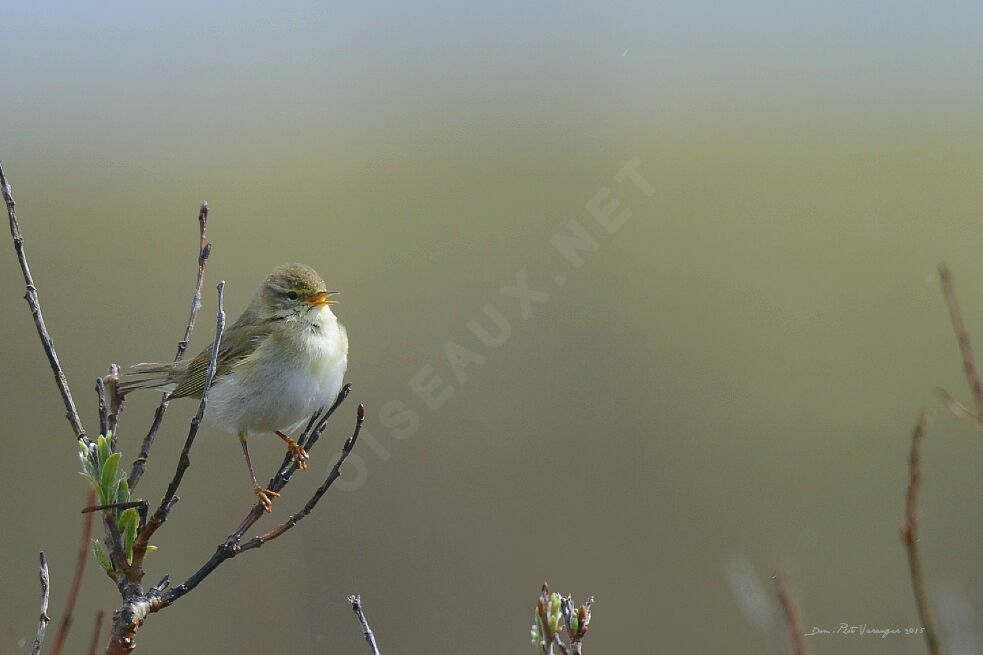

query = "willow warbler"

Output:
[[121, 263, 349, 511]]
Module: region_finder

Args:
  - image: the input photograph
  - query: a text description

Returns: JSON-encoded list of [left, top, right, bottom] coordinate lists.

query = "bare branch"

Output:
[[104, 364, 126, 444], [156, 395, 360, 609], [347, 594, 382, 655], [128, 203, 211, 489], [96, 378, 109, 438], [938, 264, 983, 426], [49, 488, 97, 655], [87, 610, 105, 655], [240, 404, 364, 551], [1, 160, 86, 443], [134, 281, 226, 559], [229, 383, 351, 541], [773, 571, 809, 655], [31, 552, 50, 655], [901, 410, 942, 655]]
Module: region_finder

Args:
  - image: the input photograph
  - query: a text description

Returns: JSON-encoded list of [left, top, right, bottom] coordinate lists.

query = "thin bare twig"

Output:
[[901, 410, 942, 655], [87, 610, 105, 655], [157, 397, 361, 609], [347, 594, 382, 655], [773, 571, 809, 655], [134, 281, 226, 559], [128, 203, 210, 489], [229, 384, 350, 544], [938, 264, 983, 425], [240, 404, 364, 551], [31, 552, 50, 655], [49, 488, 97, 655], [96, 378, 109, 438], [104, 365, 126, 444], [1, 161, 87, 443], [81, 500, 148, 515]]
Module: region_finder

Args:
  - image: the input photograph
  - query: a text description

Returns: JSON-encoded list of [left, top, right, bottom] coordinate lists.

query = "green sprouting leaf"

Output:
[[99, 452, 121, 504], [92, 539, 113, 572], [145, 545, 158, 556], [78, 440, 97, 480], [116, 478, 130, 506], [118, 507, 139, 565], [97, 434, 111, 468]]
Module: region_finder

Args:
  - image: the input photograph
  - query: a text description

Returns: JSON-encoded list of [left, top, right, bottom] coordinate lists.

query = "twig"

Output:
[[134, 281, 225, 556], [104, 365, 126, 444], [49, 488, 97, 655], [347, 594, 382, 655], [128, 203, 210, 489], [773, 571, 808, 655], [87, 610, 105, 655], [31, 552, 50, 655], [157, 399, 361, 608], [81, 500, 148, 514], [96, 378, 109, 438], [901, 410, 942, 655], [240, 404, 364, 551], [938, 264, 983, 425], [230, 383, 350, 542], [1, 160, 87, 443]]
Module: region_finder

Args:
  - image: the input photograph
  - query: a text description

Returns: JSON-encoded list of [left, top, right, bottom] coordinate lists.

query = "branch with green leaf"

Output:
[[3, 161, 364, 654]]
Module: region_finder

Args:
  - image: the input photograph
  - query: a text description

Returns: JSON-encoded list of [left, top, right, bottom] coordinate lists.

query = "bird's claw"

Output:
[[253, 485, 280, 512], [289, 441, 309, 470], [276, 431, 310, 470]]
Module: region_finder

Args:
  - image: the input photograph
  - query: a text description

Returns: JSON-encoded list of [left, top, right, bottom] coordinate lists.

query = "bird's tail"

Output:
[[118, 362, 180, 395]]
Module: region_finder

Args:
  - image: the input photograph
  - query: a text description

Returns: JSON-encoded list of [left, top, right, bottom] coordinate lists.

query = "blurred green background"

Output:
[[3, 2, 983, 654]]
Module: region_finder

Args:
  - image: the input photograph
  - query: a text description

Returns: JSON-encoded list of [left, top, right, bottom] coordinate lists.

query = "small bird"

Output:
[[121, 263, 349, 511]]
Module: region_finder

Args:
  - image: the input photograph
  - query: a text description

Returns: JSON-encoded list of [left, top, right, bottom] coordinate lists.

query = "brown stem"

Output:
[[31, 552, 51, 655], [128, 203, 211, 489], [1, 160, 87, 443], [938, 264, 983, 425], [901, 410, 942, 655], [49, 488, 97, 655], [773, 571, 809, 655], [87, 610, 105, 655]]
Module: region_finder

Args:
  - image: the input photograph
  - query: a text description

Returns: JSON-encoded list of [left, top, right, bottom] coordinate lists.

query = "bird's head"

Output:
[[258, 263, 339, 317]]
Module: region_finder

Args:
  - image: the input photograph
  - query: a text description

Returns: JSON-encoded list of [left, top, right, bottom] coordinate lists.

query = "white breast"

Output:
[[206, 308, 349, 437]]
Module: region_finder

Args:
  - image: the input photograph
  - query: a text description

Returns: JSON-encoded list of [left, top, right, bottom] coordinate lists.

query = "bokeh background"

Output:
[[3, 2, 983, 653]]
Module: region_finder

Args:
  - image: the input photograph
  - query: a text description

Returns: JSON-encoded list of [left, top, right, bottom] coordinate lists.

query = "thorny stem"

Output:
[[901, 410, 942, 655], [1, 160, 87, 443], [128, 203, 210, 489]]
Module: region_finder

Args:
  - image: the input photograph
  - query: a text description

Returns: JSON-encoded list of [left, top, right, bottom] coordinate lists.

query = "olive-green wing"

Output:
[[170, 321, 274, 399]]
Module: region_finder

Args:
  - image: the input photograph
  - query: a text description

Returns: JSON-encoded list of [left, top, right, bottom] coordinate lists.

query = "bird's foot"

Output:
[[276, 431, 309, 470], [252, 484, 280, 513]]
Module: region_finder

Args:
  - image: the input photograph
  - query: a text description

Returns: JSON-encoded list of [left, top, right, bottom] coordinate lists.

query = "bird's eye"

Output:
[[287, 291, 298, 300]]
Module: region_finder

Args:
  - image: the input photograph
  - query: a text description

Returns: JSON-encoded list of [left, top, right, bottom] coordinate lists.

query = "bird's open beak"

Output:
[[308, 290, 339, 306]]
